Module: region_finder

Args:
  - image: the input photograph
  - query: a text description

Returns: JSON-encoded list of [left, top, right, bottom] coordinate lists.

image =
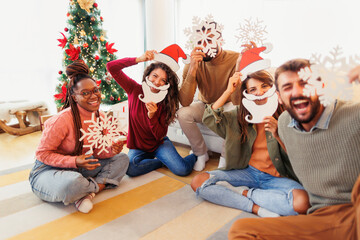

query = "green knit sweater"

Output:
[[278, 100, 360, 213]]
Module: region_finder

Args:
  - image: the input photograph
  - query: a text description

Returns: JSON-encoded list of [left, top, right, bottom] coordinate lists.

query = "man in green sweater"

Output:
[[229, 59, 360, 240]]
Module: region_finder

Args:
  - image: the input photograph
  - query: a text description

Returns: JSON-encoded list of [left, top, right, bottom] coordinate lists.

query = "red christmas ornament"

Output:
[[92, 35, 97, 41], [118, 97, 121, 101], [91, 17, 95, 22], [65, 44, 80, 61], [57, 32, 67, 48], [58, 70, 63, 74], [96, 80, 101, 87], [64, 28, 68, 32], [100, 16, 103, 21], [83, 43, 89, 48], [67, 12, 70, 17], [95, 55, 100, 60], [106, 42, 118, 54], [54, 84, 68, 103], [110, 96, 114, 101], [93, 3, 98, 8]]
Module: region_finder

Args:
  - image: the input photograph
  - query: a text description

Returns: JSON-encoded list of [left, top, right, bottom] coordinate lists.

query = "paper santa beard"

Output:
[[238, 44, 278, 123], [242, 85, 278, 123], [139, 76, 170, 103]]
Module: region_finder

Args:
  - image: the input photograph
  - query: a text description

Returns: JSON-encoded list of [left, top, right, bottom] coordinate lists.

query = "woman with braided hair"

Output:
[[29, 60, 129, 213]]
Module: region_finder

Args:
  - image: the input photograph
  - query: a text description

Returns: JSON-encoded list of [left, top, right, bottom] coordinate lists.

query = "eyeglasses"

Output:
[[75, 87, 101, 99]]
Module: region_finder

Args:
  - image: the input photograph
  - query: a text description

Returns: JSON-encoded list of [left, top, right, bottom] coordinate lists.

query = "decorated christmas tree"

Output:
[[54, 0, 127, 109]]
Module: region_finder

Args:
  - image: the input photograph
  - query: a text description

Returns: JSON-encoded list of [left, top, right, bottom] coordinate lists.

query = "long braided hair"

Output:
[[237, 70, 284, 143], [142, 62, 180, 125], [62, 60, 97, 155]]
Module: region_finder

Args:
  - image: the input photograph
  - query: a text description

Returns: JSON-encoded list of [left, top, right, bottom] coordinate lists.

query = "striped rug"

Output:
[[0, 146, 257, 240]]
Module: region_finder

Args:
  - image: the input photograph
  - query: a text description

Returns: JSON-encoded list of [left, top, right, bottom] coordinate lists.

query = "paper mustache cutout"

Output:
[[139, 76, 170, 103], [242, 85, 278, 123]]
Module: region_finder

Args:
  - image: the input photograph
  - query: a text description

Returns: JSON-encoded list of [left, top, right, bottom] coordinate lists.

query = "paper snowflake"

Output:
[[79, 111, 123, 155], [299, 46, 360, 106], [184, 14, 224, 58], [235, 18, 267, 47]]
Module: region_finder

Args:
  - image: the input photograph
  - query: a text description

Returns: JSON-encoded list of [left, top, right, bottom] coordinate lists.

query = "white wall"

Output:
[[1, 0, 359, 114], [175, 0, 360, 66], [0, 0, 144, 114]]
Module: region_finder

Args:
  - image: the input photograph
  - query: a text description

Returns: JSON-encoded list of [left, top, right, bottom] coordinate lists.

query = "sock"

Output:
[[75, 193, 95, 213], [216, 181, 249, 195], [218, 156, 226, 168], [257, 207, 280, 218], [193, 152, 209, 171]]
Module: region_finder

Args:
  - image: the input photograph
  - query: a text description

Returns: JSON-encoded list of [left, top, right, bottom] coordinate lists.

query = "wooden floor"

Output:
[[0, 131, 255, 240]]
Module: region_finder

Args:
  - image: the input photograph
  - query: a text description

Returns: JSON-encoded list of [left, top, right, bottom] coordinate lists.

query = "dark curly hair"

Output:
[[142, 62, 180, 125], [62, 60, 98, 155]]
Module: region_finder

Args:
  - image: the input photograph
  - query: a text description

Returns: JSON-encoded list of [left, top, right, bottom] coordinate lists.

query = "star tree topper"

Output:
[[184, 14, 224, 58], [298, 46, 360, 106], [79, 111, 124, 155]]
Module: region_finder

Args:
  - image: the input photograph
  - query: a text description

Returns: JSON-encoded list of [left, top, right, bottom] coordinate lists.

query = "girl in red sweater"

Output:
[[107, 50, 197, 177]]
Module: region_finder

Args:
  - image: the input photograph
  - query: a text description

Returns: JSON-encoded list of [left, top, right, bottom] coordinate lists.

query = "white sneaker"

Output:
[[75, 193, 95, 213]]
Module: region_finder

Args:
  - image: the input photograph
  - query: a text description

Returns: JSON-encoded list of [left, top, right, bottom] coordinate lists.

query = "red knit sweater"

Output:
[[107, 58, 167, 152]]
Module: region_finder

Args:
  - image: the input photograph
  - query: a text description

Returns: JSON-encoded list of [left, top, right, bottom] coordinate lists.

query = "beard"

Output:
[[284, 96, 321, 124]]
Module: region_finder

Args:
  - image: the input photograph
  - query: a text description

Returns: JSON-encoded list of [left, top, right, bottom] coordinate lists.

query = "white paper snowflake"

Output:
[[235, 18, 267, 47], [299, 46, 360, 106], [184, 14, 224, 58], [79, 111, 123, 155]]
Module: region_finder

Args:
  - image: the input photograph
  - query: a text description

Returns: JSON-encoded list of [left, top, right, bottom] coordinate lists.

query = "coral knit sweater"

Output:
[[107, 58, 168, 152], [35, 105, 114, 168]]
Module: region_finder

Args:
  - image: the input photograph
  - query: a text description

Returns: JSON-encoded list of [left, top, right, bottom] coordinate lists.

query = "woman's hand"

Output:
[[236, 41, 258, 71], [112, 140, 125, 155], [145, 101, 158, 119], [136, 50, 157, 63], [227, 72, 242, 94], [75, 154, 100, 170], [348, 65, 360, 83], [263, 116, 279, 138]]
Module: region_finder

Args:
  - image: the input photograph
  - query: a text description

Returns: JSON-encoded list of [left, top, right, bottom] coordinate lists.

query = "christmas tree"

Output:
[[54, 0, 127, 109]]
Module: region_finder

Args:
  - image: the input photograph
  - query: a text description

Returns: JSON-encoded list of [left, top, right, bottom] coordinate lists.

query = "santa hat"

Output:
[[154, 44, 190, 72], [238, 43, 273, 81]]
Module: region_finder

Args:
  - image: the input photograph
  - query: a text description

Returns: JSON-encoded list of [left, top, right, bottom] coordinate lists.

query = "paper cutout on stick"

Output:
[[235, 18, 268, 47], [242, 85, 279, 123], [139, 76, 170, 103], [238, 44, 272, 81], [154, 44, 190, 72], [184, 14, 224, 58], [79, 111, 123, 155], [300, 46, 360, 106]]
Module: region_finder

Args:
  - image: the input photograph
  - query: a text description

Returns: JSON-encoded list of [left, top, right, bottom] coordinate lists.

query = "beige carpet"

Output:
[[0, 132, 255, 240]]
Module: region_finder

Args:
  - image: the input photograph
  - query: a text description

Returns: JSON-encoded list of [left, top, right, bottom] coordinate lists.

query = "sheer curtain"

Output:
[[0, 0, 144, 114], [175, 0, 360, 66]]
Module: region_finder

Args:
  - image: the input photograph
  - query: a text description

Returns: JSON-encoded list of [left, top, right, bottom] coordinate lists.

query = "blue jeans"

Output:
[[29, 153, 129, 205], [197, 166, 305, 216], [127, 137, 197, 177]]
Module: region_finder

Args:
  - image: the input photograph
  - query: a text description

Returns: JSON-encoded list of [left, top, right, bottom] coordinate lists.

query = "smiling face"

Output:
[[72, 78, 101, 112], [277, 71, 323, 130], [246, 78, 272, 105], [147, 68, 168, 93]]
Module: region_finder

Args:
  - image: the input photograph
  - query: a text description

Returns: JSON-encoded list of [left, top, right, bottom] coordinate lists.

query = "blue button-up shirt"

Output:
[[288, 100, 337, 132]]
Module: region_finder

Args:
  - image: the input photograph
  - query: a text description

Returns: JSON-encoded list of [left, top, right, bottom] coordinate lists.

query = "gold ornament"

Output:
[[101, 94, 105, 100], [78, 0, 95, 13], [69, 16, 73, 20], [90, 66, 94, 72], [80, 30, 86, 37], [107, 57, 110, 61], [74, 36, 79, 44], [99, 36, 105, 42]]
